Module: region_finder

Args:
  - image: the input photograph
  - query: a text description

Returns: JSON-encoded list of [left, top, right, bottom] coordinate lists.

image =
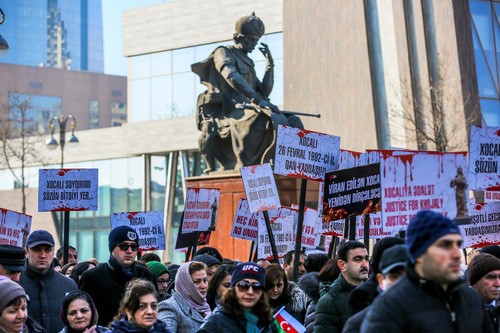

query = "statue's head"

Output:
[[233, 13, 265, 52]]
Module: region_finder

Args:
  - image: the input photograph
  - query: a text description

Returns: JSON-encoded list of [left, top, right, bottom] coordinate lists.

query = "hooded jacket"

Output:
[[297, 272, 320, 333], [197, 305, 277, 333]]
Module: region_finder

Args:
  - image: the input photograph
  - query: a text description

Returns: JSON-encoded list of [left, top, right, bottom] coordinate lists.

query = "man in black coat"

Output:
[[315, 241, 369, 333], [19, 230, 78, 333], [361, 210, 494, 333], [79, 226, 156, 327]]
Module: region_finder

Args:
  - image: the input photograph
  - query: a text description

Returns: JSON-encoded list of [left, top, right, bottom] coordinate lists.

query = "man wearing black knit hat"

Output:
[[468, 253, 500, 332], [79, 225, 156, 327], [361, 210, 494, 333]]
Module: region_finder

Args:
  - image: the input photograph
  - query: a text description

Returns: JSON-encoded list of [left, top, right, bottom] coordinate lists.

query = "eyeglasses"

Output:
[[236, 281, 263, 292], [157, 279, 169, 284], [117, 243, 139, 251]]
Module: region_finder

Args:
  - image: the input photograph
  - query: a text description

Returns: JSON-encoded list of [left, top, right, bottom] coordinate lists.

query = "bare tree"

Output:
[[389, 56, 480, 152], [0, 93, 45, 213]]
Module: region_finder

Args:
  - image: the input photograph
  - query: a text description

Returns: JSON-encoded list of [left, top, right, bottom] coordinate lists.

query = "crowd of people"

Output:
[[0, 210, 498, 333]]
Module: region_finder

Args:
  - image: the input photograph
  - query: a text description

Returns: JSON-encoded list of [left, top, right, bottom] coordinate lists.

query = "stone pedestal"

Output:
[[186, 173, 320, 261]]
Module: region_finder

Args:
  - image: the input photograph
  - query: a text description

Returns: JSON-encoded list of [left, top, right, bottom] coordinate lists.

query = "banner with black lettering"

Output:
[[468, 125, 500, 191], [111, 211, 166, 251], [274, 125, 340, 181], [0, 208, 31, 247], [458, 201, 500, 248], [38, 169, 98, 211], [230, 199, 260, 241], [182, 187, 220, 233], [380, 151, 468, 234], [241, 164, 280, 213]]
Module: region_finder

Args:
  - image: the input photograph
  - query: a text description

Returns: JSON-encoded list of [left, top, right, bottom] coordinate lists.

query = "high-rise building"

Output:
[[0, 0, 103, 72]]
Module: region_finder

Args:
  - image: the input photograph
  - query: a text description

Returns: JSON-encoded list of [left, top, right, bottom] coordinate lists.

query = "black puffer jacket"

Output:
[[197, 305, 277, 333], [360, 264, 494, 333], [315, 273, 356, 333]]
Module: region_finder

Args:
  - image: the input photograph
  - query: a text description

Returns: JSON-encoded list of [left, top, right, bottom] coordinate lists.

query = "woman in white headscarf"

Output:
[[157, 261, 211, 333]]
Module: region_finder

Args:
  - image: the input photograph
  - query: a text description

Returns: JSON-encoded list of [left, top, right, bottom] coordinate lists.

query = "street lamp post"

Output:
[[46, 115, 78, 265]]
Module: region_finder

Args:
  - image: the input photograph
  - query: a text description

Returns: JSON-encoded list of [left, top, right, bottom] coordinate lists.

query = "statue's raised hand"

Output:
[[258, 43, 274, 68]]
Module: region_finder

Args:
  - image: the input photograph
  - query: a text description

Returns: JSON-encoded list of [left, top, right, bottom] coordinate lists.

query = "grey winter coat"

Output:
[[157, 290, 207, 333]]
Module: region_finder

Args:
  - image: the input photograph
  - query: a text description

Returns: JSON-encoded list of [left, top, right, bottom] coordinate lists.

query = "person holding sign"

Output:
[[197, 262, 276, 333], [361, 210, 493, 333], [158, 261, 211, 333], [79, 226, 156, 327]]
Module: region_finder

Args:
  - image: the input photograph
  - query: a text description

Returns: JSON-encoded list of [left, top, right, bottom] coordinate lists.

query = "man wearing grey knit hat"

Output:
[[361, 210, 494, 333]]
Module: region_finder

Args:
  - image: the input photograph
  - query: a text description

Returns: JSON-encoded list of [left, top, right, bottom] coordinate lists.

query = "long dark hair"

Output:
[[70, 261, 96, 285], [60, 290, 98, 332], [264, 264, 290, 308], [220, 285, 273, 326], [206, 264, 233, 310]]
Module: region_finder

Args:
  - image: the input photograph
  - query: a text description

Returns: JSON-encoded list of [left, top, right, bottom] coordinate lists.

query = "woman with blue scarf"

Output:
[[197, 262, 277, 333]]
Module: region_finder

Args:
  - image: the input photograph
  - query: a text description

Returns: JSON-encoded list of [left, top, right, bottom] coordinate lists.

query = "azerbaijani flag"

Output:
[[274, 306, 306, 333]]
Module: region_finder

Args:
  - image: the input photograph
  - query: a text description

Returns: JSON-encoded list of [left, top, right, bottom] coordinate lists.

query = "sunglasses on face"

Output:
[[117, 243, 139, 251], [236, 281, 263, 292]]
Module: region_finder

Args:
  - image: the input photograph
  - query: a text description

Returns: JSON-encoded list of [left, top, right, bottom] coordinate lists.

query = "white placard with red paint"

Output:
[[485, 191, 500, 202], [380, 152, 468, 233], [240, 164, 280, 213], [274, 125, 340, 181], [459, 201, 500, 248], [230, 198, 261, 241], [0, 208, 31, 247], [257, 215, 295, 259], [182, 187, 220, 233], [111, 211, 166, 251], [468, 126, 500, 191], [339, 150, 368, 169], [38, 169, 98, 212], [301, 207, 322, 248], [355, 212, 393, 239]]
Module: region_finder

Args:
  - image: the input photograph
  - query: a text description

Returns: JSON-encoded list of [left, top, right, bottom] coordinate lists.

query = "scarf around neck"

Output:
[[174, 262, 211, 316], [244, 310, 260, 333]]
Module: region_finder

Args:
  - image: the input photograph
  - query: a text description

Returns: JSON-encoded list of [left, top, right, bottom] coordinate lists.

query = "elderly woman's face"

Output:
[[129, 294, 158, 329], [191, 269, 208, 297], [67, 298, 92, 332], [0, 297, 27, 333]]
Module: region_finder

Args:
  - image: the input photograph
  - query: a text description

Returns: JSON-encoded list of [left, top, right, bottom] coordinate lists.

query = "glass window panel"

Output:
[[472, 30, 498, 98], [130, 79, 151, 121], [263, 33, 284, 59], [77, 231, 94, 264], [89, 100, 99, 129], [269, 58, 284, 107], [151, 155, 168, 212], [151, 51, 172, 76], [151, 76, 173, 120], [194, 41, 228, 62], [130, 54, 150, 79], [481, 98, 500, 126], [95, 231, 109, 263], [111, 102, 127, 127], [172, 47, 195, 74], [172, 73, 196, 117]]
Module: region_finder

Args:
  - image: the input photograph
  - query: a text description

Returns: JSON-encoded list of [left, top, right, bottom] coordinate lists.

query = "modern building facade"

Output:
[[0, 0, 498, 262], [0, 0, 104, 72]]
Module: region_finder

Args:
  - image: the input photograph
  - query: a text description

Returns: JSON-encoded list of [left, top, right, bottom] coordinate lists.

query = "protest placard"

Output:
[[111, 211, 165, 251], [241, 164, 280, 213], [274, 125, 340, 181], [354, 212, 392, 239], [323, 163, 381, 220], [257, 215, 295, 260], [380, 151, 468, 233], [182, 187, 220, 233], [484, 191, 500, 202], [0, 208, 31, 247], [301, 207, 322, 248], [468, 125, 500, 191], [339, 149, 367, 169], [38, 169, 98, 212], [459, 201, 500, 248], [230, 199, 261, 241]]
